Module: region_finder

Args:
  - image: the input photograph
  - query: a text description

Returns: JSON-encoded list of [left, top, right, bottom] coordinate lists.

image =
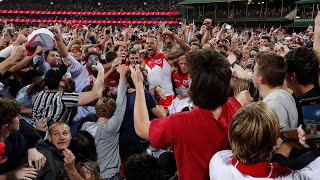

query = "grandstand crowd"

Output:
[[0, 0, 320, 180]]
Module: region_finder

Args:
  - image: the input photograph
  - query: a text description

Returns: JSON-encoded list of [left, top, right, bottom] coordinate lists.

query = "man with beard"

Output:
[[32, 62, 104, 127], [144, 29, 190, 109]]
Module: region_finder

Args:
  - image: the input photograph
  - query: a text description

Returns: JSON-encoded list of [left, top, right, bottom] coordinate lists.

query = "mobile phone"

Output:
[[225, 24, 232, 30], [133, 59, 140, 65], [91, 58, 97, 65], [299, 96, 320, 142]]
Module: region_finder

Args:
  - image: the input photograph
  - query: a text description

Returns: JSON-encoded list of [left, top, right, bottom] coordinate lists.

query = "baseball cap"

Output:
[[77, 161, 100, 174], [44, 64, 67, 90]]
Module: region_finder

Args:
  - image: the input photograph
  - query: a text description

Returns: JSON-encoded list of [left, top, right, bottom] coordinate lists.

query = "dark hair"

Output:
[[0, 98, 20, 128], [128, 48, 138, 57], [131, 41, 145, 50], [187, 49, 231, 109], [124, 153, 166, 180], [44, 48, 59, 59], [125, 68, 147, 89], [83, 51, 101, 62], [255, 51, 287, 87], [261, 36, 271, 42], [78, 114, 98, 130], [105, 51, 117, 63], [69, 130, 97, 163], [82, 85, 93, 92], [284, 47, 319, 86], [232, 50, 243, 61], [113, 44, 127, 53]]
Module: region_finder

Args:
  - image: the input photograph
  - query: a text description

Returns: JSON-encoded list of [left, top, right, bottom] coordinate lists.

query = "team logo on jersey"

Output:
[[183, 80, 189, 85]]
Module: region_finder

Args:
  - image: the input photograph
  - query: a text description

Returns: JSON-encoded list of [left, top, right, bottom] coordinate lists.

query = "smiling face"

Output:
[[46, 50, 61, 68], [49, 123, 71, 150], [116, 45, 128, 61]]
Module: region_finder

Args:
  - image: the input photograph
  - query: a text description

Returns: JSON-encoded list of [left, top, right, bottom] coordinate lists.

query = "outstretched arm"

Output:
[[163, 29, 191, 61]]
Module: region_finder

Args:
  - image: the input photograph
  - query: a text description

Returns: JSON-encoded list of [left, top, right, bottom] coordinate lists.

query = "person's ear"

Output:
[[258, 75, 265, 85], [290, 72, 297, 81], [1, 124, 9, 130]]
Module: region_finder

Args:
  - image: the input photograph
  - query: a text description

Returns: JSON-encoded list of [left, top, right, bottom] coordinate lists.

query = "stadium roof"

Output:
[[179, 0, 245, 5], [295, 0, 320, 4]]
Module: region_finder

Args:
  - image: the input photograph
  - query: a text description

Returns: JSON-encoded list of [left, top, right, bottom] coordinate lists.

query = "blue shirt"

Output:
[[120, 90, 157, 144]]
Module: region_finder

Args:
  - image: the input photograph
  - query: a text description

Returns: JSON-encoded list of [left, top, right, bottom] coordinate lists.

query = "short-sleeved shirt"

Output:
[[32, 91, 79, 126], [149, 98, 241, 180], [120, 90, 157, 144]]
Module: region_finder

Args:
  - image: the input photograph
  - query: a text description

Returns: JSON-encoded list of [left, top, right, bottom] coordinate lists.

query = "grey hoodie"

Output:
[[81, 79, 127, 179]]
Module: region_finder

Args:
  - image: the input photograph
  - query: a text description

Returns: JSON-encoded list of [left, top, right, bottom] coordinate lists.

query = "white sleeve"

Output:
[[0, 45, 13, 58], [63, 53, 84, 78], [285, 157, 320, 180]]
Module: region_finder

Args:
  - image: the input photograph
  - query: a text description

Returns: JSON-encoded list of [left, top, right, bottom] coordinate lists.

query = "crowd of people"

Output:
[[0, 4, 320, 180]]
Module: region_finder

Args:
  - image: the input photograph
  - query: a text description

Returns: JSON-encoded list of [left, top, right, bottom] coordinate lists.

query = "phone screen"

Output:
[[91, 58, 97, 65], [301, 102, 320, 139]]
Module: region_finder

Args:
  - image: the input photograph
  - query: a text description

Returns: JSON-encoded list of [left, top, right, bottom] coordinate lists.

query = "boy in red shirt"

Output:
[[129, 49, 252, 180]]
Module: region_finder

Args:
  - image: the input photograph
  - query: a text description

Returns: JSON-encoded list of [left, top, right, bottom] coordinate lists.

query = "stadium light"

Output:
[[98, 2, 101, 5]]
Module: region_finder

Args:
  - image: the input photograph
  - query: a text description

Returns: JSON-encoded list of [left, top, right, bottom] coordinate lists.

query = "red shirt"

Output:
[[104, 72, 119, 93], [149, 98, 241, 180], [172, 71, 189, 96]]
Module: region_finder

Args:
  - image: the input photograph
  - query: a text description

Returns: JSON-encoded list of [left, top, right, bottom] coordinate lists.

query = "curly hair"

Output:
[[0, 98, 20, 127]]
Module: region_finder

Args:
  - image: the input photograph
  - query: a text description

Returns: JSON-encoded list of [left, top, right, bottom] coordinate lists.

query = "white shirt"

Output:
[[209, 150, 320, 180], [263, 89, 298, 129], [145, 53, 174, 96]]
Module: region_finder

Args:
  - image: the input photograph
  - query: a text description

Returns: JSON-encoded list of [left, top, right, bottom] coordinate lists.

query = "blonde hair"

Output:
[[231, 78, 259, 101], [229, 102, 280, 165], [95, 97, 116, 118]]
